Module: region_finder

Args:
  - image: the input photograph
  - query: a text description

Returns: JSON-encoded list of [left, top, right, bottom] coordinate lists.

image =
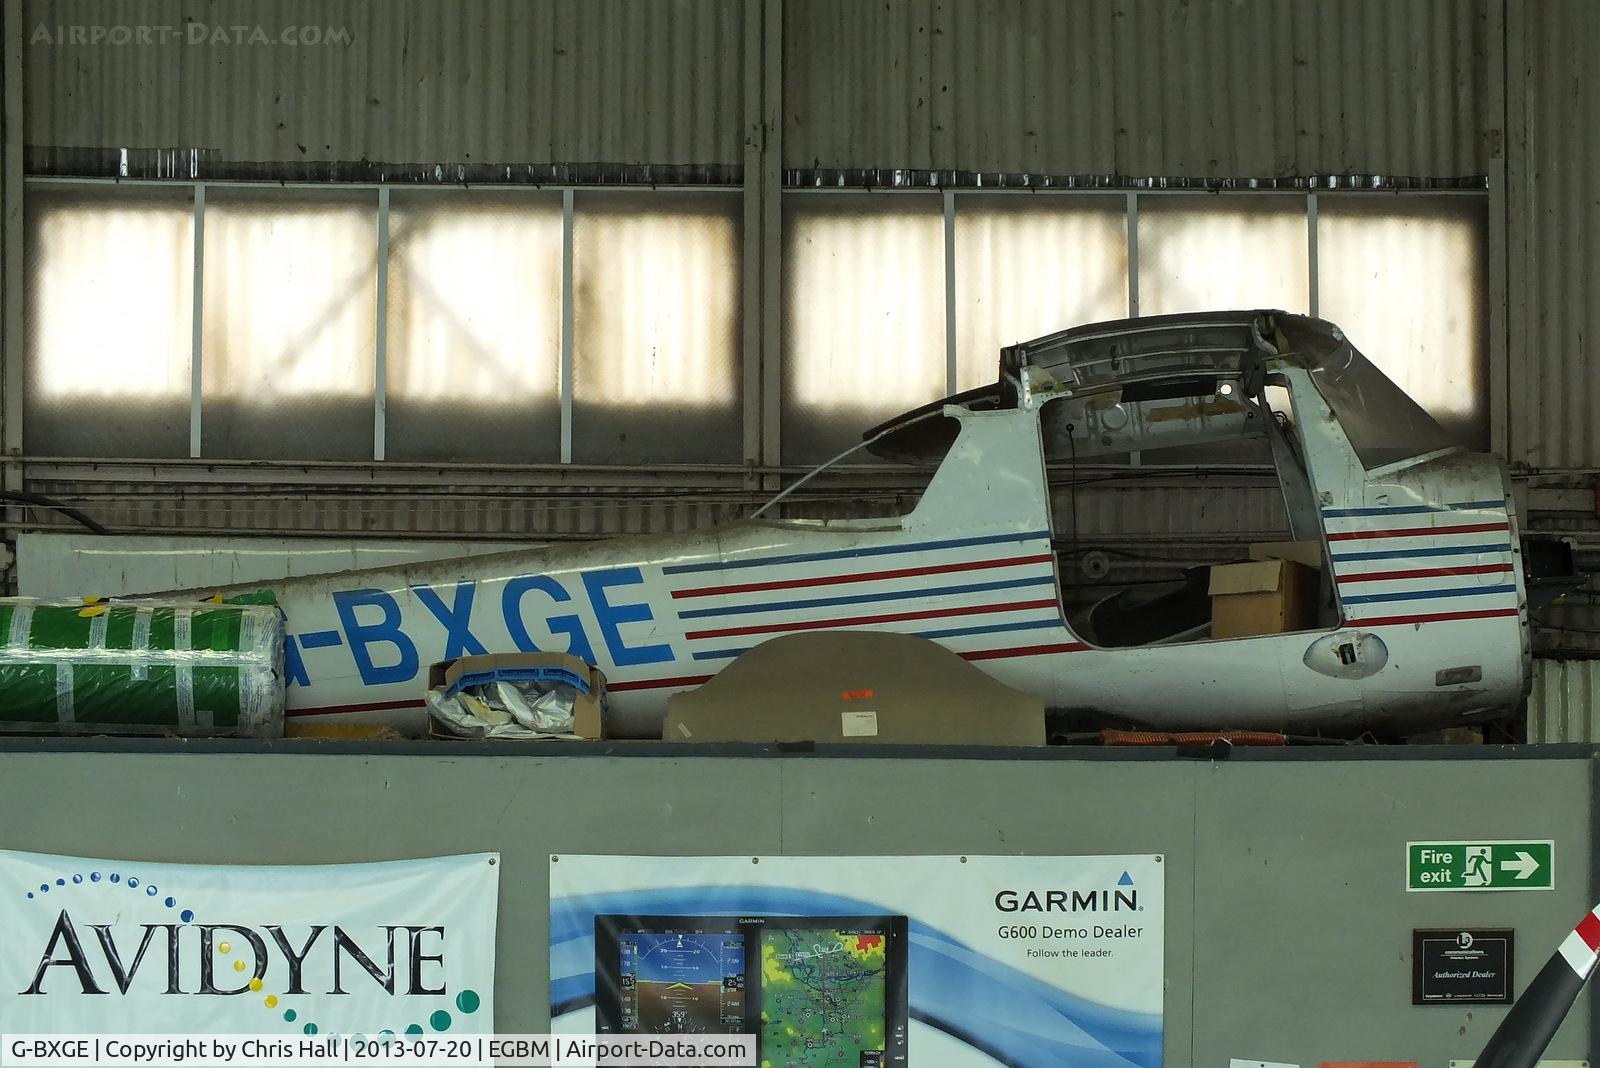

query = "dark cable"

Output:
[[0, 491, 110, 535]]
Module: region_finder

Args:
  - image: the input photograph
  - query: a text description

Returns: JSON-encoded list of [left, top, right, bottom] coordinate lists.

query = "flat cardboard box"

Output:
[[1209, 558, 1319, 640], [1248, 539, 1324, 571], [663, 631, 1045, 746], [427, 652, 607, 739]]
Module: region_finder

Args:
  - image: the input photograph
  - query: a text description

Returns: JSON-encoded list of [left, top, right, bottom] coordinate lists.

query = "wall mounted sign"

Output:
[[1406, 841, 1553, 891], [1412, 928, 1514, 1005], [0, 849, 498, 1034], [550, 853, 1164, 1068]]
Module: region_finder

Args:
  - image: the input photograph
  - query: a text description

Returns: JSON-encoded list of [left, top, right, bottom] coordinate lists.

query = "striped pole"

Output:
[[1474, 903, 1600, 1067]]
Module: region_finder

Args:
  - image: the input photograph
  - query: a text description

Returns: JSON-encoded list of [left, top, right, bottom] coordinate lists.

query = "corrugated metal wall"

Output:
[[22, 0, 745, 170], [2, 0, 23, 507], [21, 472, 757, 540], [783, 0, 1489, 177], [15, 470, 1289, 546], [13, 0, 1600, 550], [1528, 657, 1600, 742], [22, 0, 1492, 179], [1506, 0, 1600, 471]]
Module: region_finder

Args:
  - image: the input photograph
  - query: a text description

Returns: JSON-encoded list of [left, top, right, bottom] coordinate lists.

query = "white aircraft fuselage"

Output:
[[203, 312, 1529, 738]]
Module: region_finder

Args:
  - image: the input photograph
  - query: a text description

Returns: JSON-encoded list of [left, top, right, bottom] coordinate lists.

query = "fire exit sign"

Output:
[[1407, 840, 1554, 892]]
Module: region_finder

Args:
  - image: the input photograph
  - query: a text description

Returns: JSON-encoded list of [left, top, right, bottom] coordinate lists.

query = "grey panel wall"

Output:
[[21, 0, 745, 169], [0, 747, 1591, 1064], [783, 0, 1489, 177]]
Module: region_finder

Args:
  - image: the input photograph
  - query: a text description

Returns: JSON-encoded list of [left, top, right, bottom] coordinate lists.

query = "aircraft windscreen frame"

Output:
[[594, 913, 909, 1067]]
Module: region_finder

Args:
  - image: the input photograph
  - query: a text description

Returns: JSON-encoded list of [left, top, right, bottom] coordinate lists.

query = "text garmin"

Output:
[[21, 911, 448, 996], [994, 888, 1139, 913]]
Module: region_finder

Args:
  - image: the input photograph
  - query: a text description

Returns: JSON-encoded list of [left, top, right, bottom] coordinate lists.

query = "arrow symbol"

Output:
[[1499, 850, 1540, 880]]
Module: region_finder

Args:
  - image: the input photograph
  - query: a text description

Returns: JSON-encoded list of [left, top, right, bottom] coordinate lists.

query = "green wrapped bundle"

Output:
[[0, 600, 284, 736]]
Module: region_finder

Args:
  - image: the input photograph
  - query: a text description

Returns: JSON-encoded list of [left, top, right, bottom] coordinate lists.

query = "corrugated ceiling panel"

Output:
[[22, 0, 744, 168], [1507, 0, 1600, 469], [784, 0, 1487, 177]]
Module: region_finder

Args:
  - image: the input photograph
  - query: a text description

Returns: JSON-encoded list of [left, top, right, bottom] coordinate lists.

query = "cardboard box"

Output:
[[663, 631, 1045, 746], [1248, 539, 1324, 571], [1208, 558, 1319, 640], [427, 652, 607, 739]]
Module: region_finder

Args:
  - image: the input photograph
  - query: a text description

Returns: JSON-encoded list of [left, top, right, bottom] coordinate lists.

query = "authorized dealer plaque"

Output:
[[1412, 928, 1514, 1005]]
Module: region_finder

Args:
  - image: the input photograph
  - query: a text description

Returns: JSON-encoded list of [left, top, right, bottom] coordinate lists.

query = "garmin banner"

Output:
[[549, 854, 1163, 1068], [0, 850, 498, 1035]]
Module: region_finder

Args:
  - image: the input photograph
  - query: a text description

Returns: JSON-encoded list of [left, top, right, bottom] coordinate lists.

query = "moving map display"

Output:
[[760, 924, 896, 1067], [594, 914, 909, 1067]]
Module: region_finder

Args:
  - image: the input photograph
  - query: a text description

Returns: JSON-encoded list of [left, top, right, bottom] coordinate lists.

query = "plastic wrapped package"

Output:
[[0, 600, 285, 737], [426, 660, 596, 740]]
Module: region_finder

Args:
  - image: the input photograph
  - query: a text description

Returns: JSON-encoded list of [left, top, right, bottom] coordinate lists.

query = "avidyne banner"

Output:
[[0, 851, 498, 1036]]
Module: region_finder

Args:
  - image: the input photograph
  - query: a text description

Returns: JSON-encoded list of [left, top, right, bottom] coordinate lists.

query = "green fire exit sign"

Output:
[[1407, 840, 1554, 892]]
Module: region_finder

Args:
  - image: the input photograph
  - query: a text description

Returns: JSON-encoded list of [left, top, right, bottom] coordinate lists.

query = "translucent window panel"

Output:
[[200, 190, 376, 460], [1316, 196, 1488, 450], [572, 192, 742, 465], [1138, 195, 1310, 316], [782, 193, 945, 466], [386, 191, 563, 463], [24, 186, 194, 458], [954, 196, 1128, 391]]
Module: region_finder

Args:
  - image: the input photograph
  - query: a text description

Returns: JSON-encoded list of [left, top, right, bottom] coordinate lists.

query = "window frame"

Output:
[[22, 179, 1489, 474]]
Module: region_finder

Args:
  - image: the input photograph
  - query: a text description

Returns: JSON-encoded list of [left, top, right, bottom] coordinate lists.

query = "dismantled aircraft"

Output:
[[200, 310, 1554, 739]]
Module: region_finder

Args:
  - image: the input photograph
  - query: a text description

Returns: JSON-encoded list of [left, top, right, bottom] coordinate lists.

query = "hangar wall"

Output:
[[2, 0, 1598, 633], [20, 0, 747, 174], [0, 744, 1591, 1064], [1505, 0, 1600, 471], [18, 0, 1489, 180], [782, 0, 1489, 179]]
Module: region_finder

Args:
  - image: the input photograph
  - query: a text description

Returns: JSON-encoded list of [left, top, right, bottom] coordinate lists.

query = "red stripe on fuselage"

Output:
[[960, 641, 1089, 661], [287, 698, 424, 718], [1326, 522, 1508, 542], [684, 598, 1061, 641], [1336, 563, 1513, 584], [609, 674, 716, 692], [670, 553, 1056, 599], [1349, 607, 1520, 627]]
